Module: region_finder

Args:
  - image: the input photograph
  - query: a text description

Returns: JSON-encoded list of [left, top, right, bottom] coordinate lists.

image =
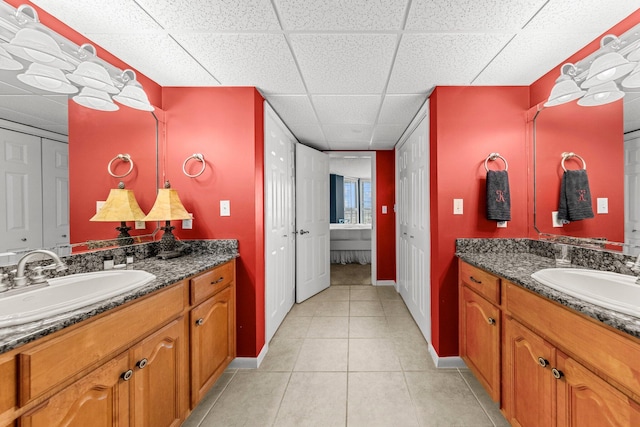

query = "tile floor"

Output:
[[183, 285, 510, 427]]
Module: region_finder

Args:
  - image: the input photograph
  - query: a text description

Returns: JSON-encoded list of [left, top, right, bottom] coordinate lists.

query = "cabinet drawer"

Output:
[[190, 260, 235, 305], [459, 260, 500, 304], [504, 281, 640, 400], [19, 281, 186, 405], [0, 355, 16, 420]]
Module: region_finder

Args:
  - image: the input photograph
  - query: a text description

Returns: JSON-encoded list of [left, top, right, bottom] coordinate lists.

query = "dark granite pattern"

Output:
[[0, 240, 238, 354], [456, 238, 640, 339]]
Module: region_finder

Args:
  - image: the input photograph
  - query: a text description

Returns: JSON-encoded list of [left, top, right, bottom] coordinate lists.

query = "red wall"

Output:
[[430, 86, 530, 357], [376, 151, 396, 280], [162, 87, 265, 358]]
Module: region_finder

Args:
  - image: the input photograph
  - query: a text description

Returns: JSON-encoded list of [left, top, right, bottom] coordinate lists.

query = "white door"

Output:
[[625, 130, 640, 255], [0, 128, 43, 252], [295, 143, 330, 303], [396, 102, 431, 341], [264, 104, 296, 342], [42, 138, 70, 249]]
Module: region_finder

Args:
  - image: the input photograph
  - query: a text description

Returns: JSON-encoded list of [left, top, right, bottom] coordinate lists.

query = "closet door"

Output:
[[42, 138, 69, 249], [0, 128, 42, 252]]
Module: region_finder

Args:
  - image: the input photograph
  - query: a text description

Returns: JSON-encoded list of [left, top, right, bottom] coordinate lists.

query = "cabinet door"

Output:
[[190, 285, 235, 407], [131, 317, 188, 427], [20, 352, 130, 427], [459, 286, 500, 401], [503, 316, 554, 427], [556, 351, 640, 427]]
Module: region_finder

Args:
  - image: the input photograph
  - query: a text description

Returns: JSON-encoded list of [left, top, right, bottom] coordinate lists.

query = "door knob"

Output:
[[136, 358, 148, 369], [121, 369, 133, 381], [195, 318, 204, 326], [552, 368, 564, 379], [299, 230, 310, 235], [538, 357, 549, 368]]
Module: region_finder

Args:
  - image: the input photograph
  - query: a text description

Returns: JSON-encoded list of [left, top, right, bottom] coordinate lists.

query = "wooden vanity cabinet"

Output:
[[458, 260, 501, 402], [189, 260, 236, 407]]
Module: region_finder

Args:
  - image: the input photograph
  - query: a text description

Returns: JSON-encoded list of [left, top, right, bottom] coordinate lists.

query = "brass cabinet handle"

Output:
[[211, 277, 224, 285], [195, 318, 204, 326], [121, 369, 133, 381], [538, 357, 549, 368], [136, 358, 148, 369], [487, 317, 496, 325], [552, 368, 564, 379], [470, 276, 482, 284]]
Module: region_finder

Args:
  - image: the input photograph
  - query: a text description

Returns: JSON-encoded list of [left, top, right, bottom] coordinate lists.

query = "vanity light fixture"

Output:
[[577, 81, 625, 106], [142, 181, 191, 259], [72, 86, 119, 111], [544, 64, 585, 107], [17, 62, 78, 94], [90, 182, 146, 246], [0, 46, 22, 70], [67, 46, 119, 94], [113, 70, 155, 111], [621, 62, 640, 88], [3, 27, 74, 70]]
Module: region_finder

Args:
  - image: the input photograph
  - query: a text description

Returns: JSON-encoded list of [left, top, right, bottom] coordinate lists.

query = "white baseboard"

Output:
[[374, 280, 396, 287], [228, 343, 269, 369], [428, 342, 466, 369]]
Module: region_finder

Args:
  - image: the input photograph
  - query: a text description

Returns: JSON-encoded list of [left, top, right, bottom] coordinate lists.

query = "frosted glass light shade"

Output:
[[113, 84, 154, 111], [67, 61, 118, 93], [545, 78, 585, 107], [577, 81, 625, 106], [90, 188, 146, 222], [143, 188, 190, 221], [581, 52, 635, 88], [72, 87, 119, 111], [0, 46, 23, 70], [3, 28, 74, 70], [621, 63, 640, 89], [17, 63, 78, 94]]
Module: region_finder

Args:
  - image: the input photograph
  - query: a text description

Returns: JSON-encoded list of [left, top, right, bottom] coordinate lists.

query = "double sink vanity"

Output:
[[0, 240, 238, 427], [457, 238, 640, 426]]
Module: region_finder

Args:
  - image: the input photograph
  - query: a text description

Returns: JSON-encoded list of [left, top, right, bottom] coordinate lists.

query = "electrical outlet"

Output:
[[597, 198, 608, 214], [497, 221, 507, 228], [220, 200, 230, 217], [182, 213, 193, 229], [135, 221, 145, 230], [453, 198, 463, 215], [552, 211, 563, 227]]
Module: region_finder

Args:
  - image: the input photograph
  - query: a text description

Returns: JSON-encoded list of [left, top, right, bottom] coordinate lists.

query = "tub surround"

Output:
[[0, 239, 238, 354], [456, 238, 640, 339]]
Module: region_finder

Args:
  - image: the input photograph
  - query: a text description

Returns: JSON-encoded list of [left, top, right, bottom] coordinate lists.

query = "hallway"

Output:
[[183, 284, 508, 426]]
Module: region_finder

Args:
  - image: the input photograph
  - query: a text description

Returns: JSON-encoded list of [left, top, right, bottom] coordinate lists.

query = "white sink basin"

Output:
[[531, 268, 640, 317], [0, 270, 156, 328]]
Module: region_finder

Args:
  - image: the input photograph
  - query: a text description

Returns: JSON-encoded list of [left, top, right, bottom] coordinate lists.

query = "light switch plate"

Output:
[[182, 213, 193, 229], [382, 205, 388, 214], [597, 198, 608, 214], [453, 198, 463, 215], [220, 200, 230, 217], [96, 200, 105, 214], [135, 221, 145, 230], [552, 211, 563, 227], [497, 221, 507, 228]]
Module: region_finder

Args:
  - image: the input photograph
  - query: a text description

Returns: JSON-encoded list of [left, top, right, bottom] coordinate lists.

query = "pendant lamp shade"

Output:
[[577, 81, 625, 106], [143, 188, 191, 222], [581, 52, 635, 88], [90, 188, 146, 222], [73, 86, 119, 111], [545, 77, 585, 107], [67, 61, 119, 93], [17, 62, 78, 94], [113, 84, 155, 111], [3, 28, 74, 70]]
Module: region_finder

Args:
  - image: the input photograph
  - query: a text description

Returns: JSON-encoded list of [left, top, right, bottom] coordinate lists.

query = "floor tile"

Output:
[[376, 286, 401, 300], [382, 299, 411, 316], [314, 300, 350, 316], [349, 338, 402, 371], [349, 300, 384, 316], [460, 369, 511, 427], [311, 287, 350, 301], [306, 316, 349, 338], [287, 300, 320, 317], [347, 372, 419, 426], [273, 372, 347, 427], [273, 316, 312, 339], [258, 339, 303, 372], [181, 371, 235, 427], [349, 316, 389, 338], [392, 336, 437, 372], [199, 371, 290, 427], [350, 287, 379, 301], [294, 338, 348, 372], [386, 315, 424, 339], [405, 371, 494, 427]]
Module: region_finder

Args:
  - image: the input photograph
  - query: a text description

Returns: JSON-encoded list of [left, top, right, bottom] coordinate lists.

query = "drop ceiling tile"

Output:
[[323, 124, 373, 143], [136, 0, 280, 31], [266, 95, 317, 125], [406, 0, 546, 31], [328, 141, 371, 151], [290, 34, 398, 94], [31, 0, 162, 34], [474, 32, 601, 85], [83, 33, 218, 86], [524, 1, 639, 32], [378, 95, 426, 126], [275, 0, 408, 30], [173, 33, 305, 94], [313, 95, 381, 125], [288, 124, 326, 145], [387, 33, 513, 93], [372, 125, 406, 147]]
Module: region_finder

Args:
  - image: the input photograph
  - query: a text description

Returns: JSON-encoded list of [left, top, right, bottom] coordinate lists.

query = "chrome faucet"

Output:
[[13, 250, 68, 288]]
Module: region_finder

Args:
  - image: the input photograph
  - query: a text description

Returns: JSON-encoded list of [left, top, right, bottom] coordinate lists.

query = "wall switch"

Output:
[[220, 200, 231, 217], [453, 198, 463, 215], [382, 205, 388, 214], [497, 221, 507, 228], [135, 221, 145, 230], [597, 198, 609, 214], [96, 201, 105, 214], [182, 213, 193, 229], [552, 211, 563, 228]]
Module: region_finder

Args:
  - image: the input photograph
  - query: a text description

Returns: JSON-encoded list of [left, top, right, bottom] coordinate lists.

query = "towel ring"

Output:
[[484, 153, 508, 172], [561, 152, 586, 171], [183, 153, 206, 178], [107, 154, 134, 178]]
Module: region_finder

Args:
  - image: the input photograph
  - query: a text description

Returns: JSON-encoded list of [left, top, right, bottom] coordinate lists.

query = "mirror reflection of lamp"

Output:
[[90, 182, 146, 246], [142, 181, 191, 259]]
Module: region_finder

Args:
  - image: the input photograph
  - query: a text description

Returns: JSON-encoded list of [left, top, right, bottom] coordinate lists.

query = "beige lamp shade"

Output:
[[90, 188, 146, 222], [143, 188, 191, 221]]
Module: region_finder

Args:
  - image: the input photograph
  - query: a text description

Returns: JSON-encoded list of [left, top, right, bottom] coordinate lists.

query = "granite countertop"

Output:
[[0, 252, 238, 354], [457, 251, 640, 339]]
